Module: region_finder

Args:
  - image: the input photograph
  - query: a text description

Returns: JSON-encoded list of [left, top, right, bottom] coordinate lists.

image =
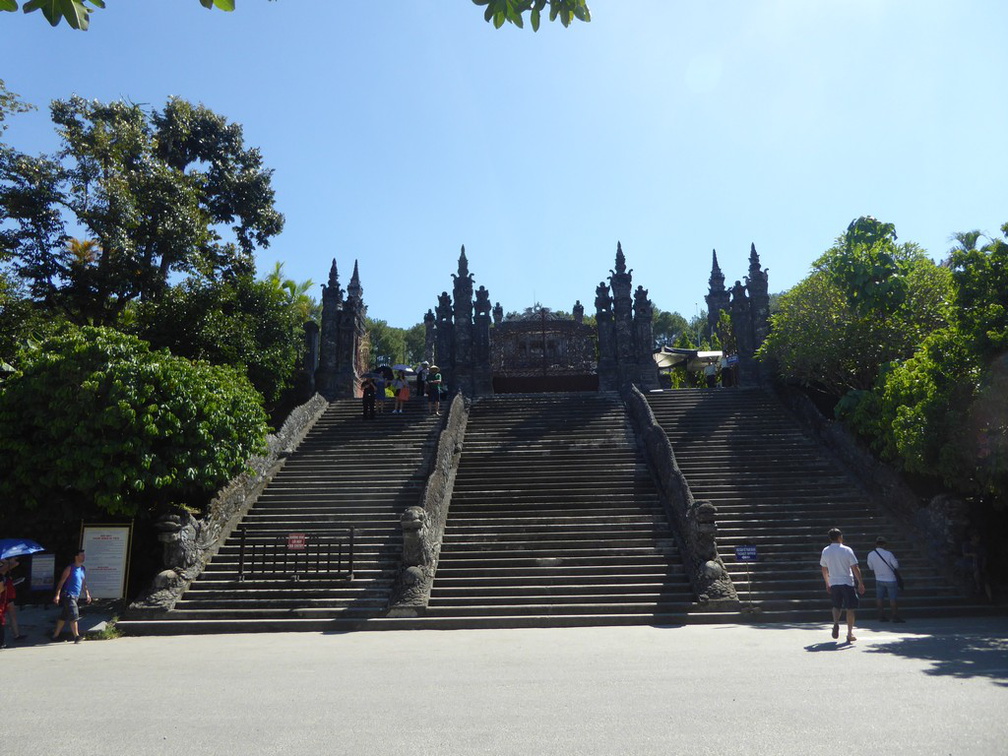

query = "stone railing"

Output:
[[773, 385, 921, 518], [621, 385, 738, 604], [127, 393, 330, 615], [773, 384, 971, 584], [388, 391, 470, 615]]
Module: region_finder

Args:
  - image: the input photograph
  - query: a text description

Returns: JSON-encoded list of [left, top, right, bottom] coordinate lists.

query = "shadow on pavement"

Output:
[[865, 632, 1008, 686], [804, 640, 856, 652]]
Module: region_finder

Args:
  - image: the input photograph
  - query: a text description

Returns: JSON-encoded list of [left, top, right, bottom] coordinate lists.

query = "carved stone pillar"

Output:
[[435, 291, 454, 379], [746, 243, 771, 350], [730, 280, 755, 387], [633, 285, 659, 391], [315, 258, 367, 399], [315, 259, 343, 398], [423, 309, 436, 364], [452, 246, 474, 394], [595, 280, 616, 391], [705, 249, 731, 341]]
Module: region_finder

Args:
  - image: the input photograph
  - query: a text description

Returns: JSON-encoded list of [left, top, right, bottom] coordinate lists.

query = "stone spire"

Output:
[[746, 242, 770, 353], [705, 248, 731, 338], [746, 243, 769, 296], [614, 242, 627, 275], [453, 245, 472, 282], [346, 259, 363, 305], [316, 257, 366, 400], [709, 249, 725, 291], [323, 259, 343, 303]]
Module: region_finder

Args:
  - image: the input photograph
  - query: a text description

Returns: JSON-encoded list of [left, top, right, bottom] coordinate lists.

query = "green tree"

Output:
[[403, 322, 427, 365], [0, 325, 268, 517], [366, 318, 406, 367], [652, 309, 689, 348], [129, 272, 303, 407], [760, 218, 952, 398], [263, 261, 319, 324], [1, 96, 283, 324], [841, 223, 1008, 508], [3, 0, 590, 31], [0, 78, 34, 135]]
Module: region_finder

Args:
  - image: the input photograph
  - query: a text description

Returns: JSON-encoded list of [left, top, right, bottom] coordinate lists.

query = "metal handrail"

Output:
[[237, 526, 355, 582]]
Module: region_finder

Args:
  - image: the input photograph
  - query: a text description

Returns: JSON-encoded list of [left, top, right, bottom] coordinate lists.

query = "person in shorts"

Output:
[[52, 550, 91, 643], [820, 527, 865, 643], [866, 536, 903, 623]]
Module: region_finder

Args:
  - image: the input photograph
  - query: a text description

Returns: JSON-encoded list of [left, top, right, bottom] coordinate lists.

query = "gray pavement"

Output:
[[3, 610, 1007, 755]]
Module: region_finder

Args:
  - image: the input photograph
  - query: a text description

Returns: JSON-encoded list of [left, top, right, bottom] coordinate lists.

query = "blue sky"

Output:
[[2, 1, 1006, 328]]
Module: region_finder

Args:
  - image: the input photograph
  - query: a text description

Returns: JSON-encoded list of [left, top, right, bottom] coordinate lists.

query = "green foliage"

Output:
[[129, 273, 303, 407], [367, 318, 407, 367], [363, 319, 428, 368], [760, 218, 952, 397], [652, 309, 689, 348], [0, 149, 65, 270], [3, 0, 106, 30], [474, 0, 591, 30], [403, 322, 427, 365], [2, 0, 233, 29], [830, 216, 908, 316], [0, 270, 61, 365], [0, 79, 34, 135], [948, 223, 1008, 360], [4, 1, 587, 31], [262, 261, 319, 324], [840, 223, 1008, 508], [1, 96, 283, 324], [0, 326, 268, 517]]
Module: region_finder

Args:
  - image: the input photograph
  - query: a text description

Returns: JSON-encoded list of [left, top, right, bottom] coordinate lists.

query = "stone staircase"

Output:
[[646, 387, 987, 622], [119, 398, 442, 634], [419, 393, 695, 628]]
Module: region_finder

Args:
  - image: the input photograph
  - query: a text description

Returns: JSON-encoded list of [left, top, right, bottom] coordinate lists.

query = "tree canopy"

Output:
[[759, 217, 952, 398], [0, 325, 268, 518], [840, 224, 1008, 508], [0, 96, 284, 325], [2, 0, 590, 31], [128, 271, 307, 407]]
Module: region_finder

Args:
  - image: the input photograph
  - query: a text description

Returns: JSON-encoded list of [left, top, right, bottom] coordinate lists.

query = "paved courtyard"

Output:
[[3, 613, 1007, 755]]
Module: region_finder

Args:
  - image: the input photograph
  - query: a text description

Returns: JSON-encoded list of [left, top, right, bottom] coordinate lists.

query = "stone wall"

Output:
[[622, 386, 738, 604], [127, 393, 330, 615], [388, 391, 470, 613]]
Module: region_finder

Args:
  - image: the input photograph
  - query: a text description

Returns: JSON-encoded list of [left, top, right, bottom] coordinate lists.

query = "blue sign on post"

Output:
[[735, 545, 758, 562], [735, 544, 758, 610]]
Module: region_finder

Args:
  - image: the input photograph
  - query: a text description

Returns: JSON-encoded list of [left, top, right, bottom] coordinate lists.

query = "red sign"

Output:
[[287, 533, 307, 550]]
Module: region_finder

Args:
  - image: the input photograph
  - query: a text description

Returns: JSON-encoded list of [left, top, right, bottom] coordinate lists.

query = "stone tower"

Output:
[[596, 243, 659, 392], [431, 246, 493, 397], [705, 249, 731, 340], [746, 243, 770, 348], [725, 243, 771, 386], [315, 259, 368, 399]]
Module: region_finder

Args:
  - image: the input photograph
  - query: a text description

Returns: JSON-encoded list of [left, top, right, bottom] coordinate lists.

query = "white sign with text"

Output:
[[81, 525, 132, 599]]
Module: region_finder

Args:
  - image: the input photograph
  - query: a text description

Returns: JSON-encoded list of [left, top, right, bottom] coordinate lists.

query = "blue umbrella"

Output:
[[0, 538, 45, 560]]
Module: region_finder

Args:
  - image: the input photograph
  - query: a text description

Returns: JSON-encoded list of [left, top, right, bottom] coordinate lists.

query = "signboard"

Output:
[[30, 553, 56, 591], [734, 545, 759, 562], [287, 533, 307, 551], [81, 524, 132, 599]]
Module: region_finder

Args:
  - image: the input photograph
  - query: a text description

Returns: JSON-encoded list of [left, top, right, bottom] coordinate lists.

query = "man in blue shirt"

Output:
[[52, 550, 92, 644]]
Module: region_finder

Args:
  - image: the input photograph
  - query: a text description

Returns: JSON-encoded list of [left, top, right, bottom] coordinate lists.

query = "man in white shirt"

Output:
[[820, 527, 866, 643], [866, 536, 903, 623]]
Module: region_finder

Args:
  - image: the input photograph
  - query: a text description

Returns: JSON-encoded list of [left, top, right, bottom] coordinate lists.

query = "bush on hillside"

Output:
[[0, 325, 268, 518]]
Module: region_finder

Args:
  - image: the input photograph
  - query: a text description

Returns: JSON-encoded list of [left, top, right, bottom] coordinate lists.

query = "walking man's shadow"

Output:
[[805, 641, 856, 652]]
